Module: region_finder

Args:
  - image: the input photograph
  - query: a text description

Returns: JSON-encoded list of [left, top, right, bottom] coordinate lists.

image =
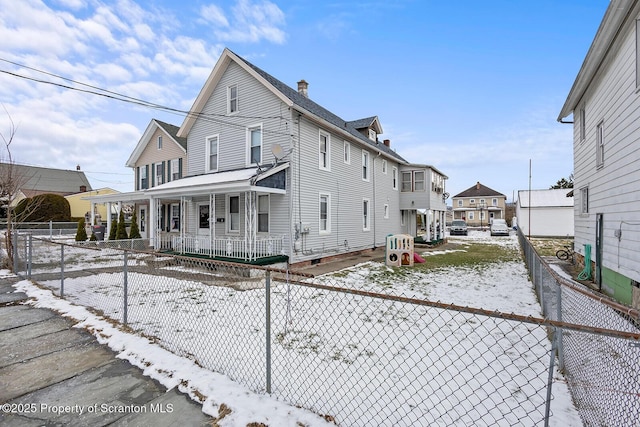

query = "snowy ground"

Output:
[[5, 231, 583, 426]]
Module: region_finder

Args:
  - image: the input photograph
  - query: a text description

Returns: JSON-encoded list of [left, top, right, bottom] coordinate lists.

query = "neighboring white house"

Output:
[[89, 48, 448, 266], [558, 0, 640, 308], [516, 189, 574, 237]]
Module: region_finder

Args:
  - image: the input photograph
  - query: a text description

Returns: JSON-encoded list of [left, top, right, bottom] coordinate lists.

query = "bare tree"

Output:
[[0, 107, 39, 270]]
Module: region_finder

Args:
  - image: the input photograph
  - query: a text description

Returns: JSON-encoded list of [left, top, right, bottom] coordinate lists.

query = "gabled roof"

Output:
[[453, 182, 505, 198], [0, 163, 91, 196], [517, 189, 574, 208], [178, 48, 407, 163], [126, 119, 187, 168], [558, 1, 639, 120], [347, 116, 383, 134]]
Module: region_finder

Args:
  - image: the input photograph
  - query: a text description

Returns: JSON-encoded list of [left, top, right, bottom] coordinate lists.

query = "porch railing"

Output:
[[166, 233, 285, 261]]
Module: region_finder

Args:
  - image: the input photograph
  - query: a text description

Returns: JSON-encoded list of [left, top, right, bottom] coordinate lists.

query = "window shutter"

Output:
[[135, 167, 139, 191], [167, 160, 172, 182], [178, 158, 183, 178], [144, 165, 149, 189], [151, 164, 155, 187], [162, 161, 165, 183]]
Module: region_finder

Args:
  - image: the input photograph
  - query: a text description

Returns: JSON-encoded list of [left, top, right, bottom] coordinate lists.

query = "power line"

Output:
[[0, 58, 296, 138]]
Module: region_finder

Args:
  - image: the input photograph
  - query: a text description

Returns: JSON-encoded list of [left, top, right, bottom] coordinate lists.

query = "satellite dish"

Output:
[[272, 144, 285, 160]]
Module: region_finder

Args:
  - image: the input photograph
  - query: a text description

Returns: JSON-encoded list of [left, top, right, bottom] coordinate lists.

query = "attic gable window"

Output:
[[157, 136, 163, 149], [368, 128, 376, 141], [228, 85, 238, 114]]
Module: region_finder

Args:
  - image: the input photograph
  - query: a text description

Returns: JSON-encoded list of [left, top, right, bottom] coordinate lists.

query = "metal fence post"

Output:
[[544, 327, 559, 427], [60, 244, 64, 297], [556, 285, 564, 372], [123, 250, 128, 325], [13, 230, 18, 275], [49, 220, 53, 239], [265, 269, 272, 394], [27, 234, 32, 279]]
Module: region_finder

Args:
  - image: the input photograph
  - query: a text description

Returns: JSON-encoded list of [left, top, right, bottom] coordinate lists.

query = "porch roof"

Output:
[[146, 163, 288, 197], [84, 190, 147, 204]]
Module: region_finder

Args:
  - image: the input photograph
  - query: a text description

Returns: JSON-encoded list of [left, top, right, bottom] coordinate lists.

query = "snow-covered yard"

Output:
[[9, 231, 584, 426]]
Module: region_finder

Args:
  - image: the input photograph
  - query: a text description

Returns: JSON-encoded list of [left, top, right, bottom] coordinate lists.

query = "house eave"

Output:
[[558, 1, 638, 120]]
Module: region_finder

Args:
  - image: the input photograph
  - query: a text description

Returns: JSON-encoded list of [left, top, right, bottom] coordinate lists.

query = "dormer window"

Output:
[[368, 128, 376, 141]]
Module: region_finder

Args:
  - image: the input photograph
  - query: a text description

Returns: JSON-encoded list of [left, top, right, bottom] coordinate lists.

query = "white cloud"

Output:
[[201, 4, 229, 28]]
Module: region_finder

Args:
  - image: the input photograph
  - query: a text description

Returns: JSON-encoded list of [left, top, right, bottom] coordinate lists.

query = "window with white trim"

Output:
[[492, 198, 498, 206], [206, 135, 219, 172], [362, 150, 370, 181], [382, 159, 387, 174], [384, 204, 389, 219], [248, 125, 262, 165], [363, 198, 370, 231], [157, 135, 163, 149], [319, 193, 330, 234], [457, 200, 463, 207], [401, 171, 412, 192], [228, 195, 240, 232], [414, 171, 425, 191], [596, 121, 604, 168], [171, 159, 180, 181], [468, 211, 475, 220], [580, 187, 589, 214], [319, 131, 330, 170], [170, 203, 180, 231], [228, 84, 238, 114], [139, 166, 147, 189], [258, 194, 269, 232], [470, 199, 476, 205], [343, 141, 350, 164], [155, 163, 163, 186], [392, 167, 398, 190]]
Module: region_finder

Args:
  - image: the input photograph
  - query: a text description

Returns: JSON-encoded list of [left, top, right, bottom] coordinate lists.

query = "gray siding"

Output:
[[573, 13, 640, 283]]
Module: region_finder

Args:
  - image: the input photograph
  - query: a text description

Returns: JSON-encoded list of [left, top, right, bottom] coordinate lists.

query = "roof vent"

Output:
[[297, 79, 309, 98]]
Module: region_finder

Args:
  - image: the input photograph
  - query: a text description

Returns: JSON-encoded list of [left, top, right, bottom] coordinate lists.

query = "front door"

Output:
[[197, 202, 211, 250]]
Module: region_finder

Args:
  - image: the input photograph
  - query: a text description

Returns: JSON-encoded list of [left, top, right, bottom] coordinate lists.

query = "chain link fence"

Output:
[[9, 232, 640, 426], [518, 230, 640, 427]]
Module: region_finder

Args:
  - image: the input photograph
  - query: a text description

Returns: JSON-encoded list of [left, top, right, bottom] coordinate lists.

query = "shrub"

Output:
[[75, 217, 87, 241], [14, 194, 71, 222], [129, 211, 141, 239], [115, 210, 128, 240]]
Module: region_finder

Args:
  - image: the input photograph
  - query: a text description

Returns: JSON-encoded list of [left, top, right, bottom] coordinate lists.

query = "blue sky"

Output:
[[0, 0, 608, 201]]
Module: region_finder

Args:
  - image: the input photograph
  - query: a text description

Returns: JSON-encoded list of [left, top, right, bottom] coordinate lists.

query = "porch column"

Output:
[[90, 202, 96, 226], [209, 193, 214, 258], [149, 197, 156, 249], [245, 191, 257, 261], [106, 202, 112, 239]]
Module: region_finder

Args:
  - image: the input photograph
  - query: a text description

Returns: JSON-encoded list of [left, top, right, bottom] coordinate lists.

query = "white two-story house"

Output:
[[90, 48, 448, 266], [558, 0, 640, 308]]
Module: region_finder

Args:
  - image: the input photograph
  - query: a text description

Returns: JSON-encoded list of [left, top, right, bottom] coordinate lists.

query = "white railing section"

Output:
[[168, 233, 285, 261]]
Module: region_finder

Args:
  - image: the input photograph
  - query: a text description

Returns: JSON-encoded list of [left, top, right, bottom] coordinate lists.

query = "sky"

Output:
[[4, 231, 584, 425], [0, 0, 610, 202]]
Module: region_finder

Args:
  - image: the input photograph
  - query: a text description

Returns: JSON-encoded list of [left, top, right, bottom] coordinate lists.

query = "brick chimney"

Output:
[[383, 139, 391, 147], [476, 181, 480, 190], [80, 185, 87, 192], [297, 79, 309, 98]]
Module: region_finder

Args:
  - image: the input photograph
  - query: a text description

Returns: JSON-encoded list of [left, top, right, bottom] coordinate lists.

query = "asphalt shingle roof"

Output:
[[234, 51, 408, 164], [454, 182, 505, 198], [0, 163, 92, 196]]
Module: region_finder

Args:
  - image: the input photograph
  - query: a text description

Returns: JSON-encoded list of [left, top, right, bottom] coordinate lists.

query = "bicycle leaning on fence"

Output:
[[555, 244, 574, 261]]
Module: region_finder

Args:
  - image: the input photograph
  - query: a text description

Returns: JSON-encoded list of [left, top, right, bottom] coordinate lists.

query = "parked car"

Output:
[[449, 220, 468, 236], [490, 219, 510, 236]]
